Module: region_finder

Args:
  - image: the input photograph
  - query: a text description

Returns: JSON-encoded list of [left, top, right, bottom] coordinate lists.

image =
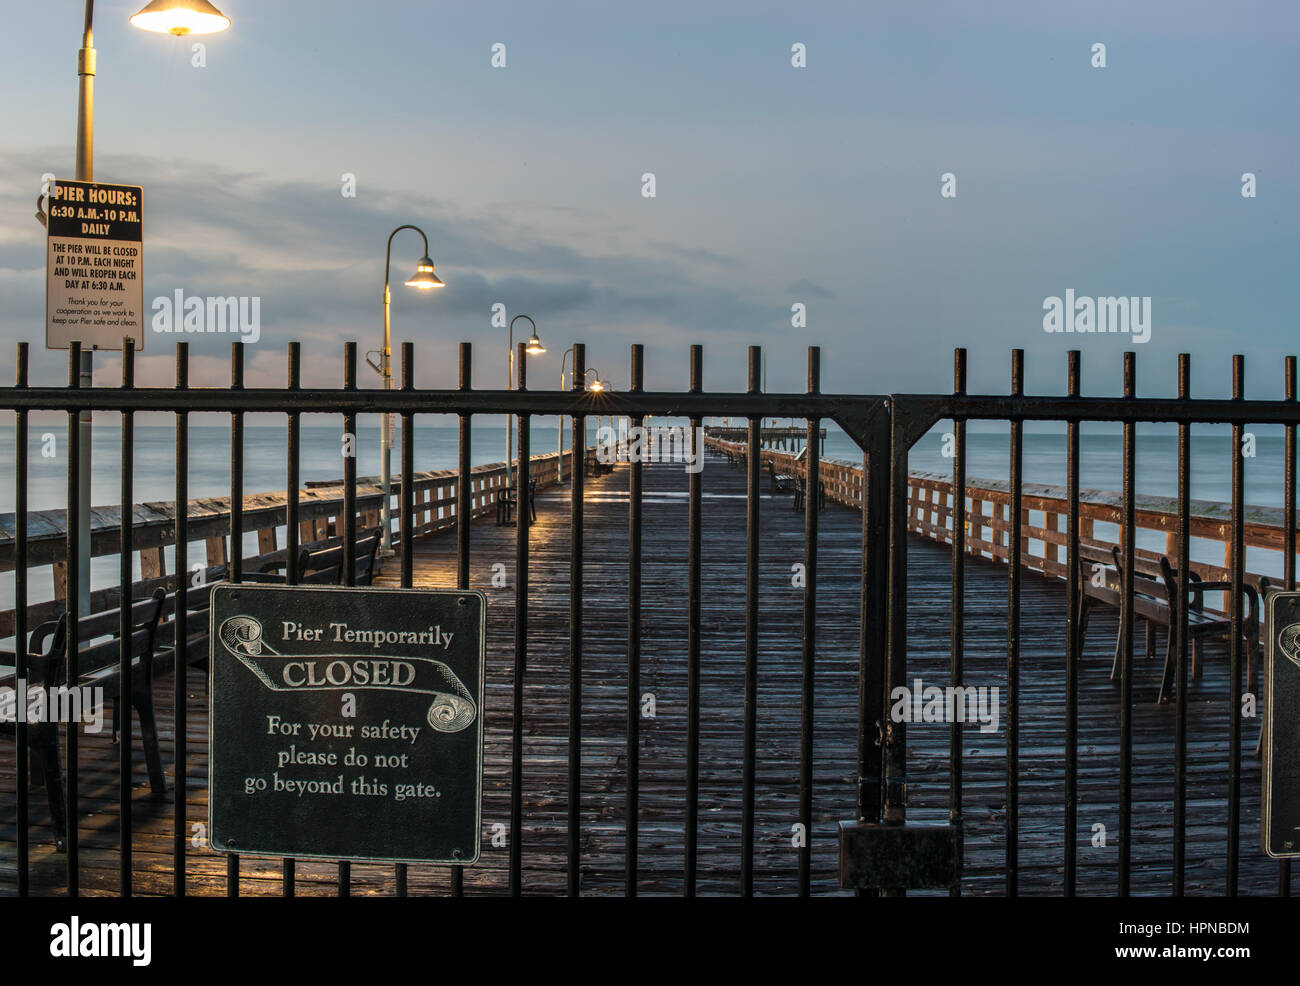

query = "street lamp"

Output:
[[59, 0, 232, 619], [557, 348, 605, 482], [369, 224, 443, 555], [506, 315, 544, 489], [130, 0, 231, 35]]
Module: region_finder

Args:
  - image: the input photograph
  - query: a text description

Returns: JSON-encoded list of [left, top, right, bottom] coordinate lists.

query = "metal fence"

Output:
[[2, 339, 1297, 896]]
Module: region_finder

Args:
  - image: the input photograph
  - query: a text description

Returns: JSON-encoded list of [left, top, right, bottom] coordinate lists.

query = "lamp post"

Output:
[[61, 0, 230, 618], [557, 350, 604, 483], [369, 225, 442, 556], [592, 376, 615, 461], [506, 315, 545, 489]]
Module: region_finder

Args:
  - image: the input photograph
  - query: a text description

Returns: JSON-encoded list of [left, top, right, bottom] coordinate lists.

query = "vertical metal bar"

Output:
[[1006, 349, 1024, 896], [396, 341, 415, 898], [626, 343, 644, 897], [1064, 350, 1081, 896], [568, 343, 585, 897], [400, 341, 414, 584], [884, 390, 911, 897], [742, 345, 761, 895], [227, 342, 243, 897], [1174, 353, 1190, 895], [684, 344, 703, 897], [859, 408, 889, 840], [343, 343, 358, 586], [173, 342, 189, 898], [798, 347, 820, 897], [119, 338, 135, 896], [1282, 356, 1296, 897], [65, 341, 81, 897], [14, 343, 29, 897], [457, 342, 472, 591], [950, 348, 967, 897], [338, 342, 357, 899], [284, 341, 300, 897], [452, 342, 471, 899], [1119, 351, 1136, 896], [1228, 354, 1244, 896], [510, 341, 530, 897]]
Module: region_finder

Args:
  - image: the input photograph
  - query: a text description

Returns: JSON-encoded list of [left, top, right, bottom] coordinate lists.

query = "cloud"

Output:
[[0, 149, 790, 398]]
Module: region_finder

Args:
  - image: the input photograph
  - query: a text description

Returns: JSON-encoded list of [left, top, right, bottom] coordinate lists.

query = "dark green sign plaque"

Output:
[[208, 584, 485, 864], [1265, 591, 1300, 858]]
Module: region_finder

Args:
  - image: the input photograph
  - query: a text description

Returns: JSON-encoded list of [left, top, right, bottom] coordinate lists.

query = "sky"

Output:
[[1, 0, 1298, 413]]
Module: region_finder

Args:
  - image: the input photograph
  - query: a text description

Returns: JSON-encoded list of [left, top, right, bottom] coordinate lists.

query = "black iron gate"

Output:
[[1, 339, 1296, 896]]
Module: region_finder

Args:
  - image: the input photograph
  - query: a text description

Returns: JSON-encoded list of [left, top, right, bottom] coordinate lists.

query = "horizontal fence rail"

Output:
[[0, 451, 581, 640], [703, 435, 1298, 595]]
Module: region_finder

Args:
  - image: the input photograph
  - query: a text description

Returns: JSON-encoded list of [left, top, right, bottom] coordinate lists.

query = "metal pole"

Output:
[[506, 315, 539, 491], [380, 283, 393, 554], [377, 224, 431, 556], [74, 0, 95, 617], [559, 347, 574, 484], [506, 324, 514, 489]]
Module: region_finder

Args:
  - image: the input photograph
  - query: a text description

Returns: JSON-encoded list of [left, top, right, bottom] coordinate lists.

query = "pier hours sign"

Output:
[[1265, 591, 1300, 858], [208, 584, 486, 864], [45, 178, 144, 351]]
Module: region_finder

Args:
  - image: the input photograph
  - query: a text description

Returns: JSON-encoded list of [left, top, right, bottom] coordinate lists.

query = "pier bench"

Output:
[[1075, 544, 1259, 703], [244, 527, 383, 586], [0, 623, 66, 845], [585, 450, 614, 476], [496, 480, 537, 526], [156, 549, 342, 678], [153, 527, 383, 678], [1152, 555, 1259, 703], [767, 461, 796, 497], [274, 527, 383, 586], [0, 588, 168, 846], [793, 477, 826, 514]]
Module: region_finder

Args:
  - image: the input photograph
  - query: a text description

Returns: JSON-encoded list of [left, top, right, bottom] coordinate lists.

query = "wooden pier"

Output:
[[0, 445, 1281, 896]]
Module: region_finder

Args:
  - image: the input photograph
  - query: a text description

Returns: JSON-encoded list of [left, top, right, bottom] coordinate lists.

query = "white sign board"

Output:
[[45, 178, 144, 351]]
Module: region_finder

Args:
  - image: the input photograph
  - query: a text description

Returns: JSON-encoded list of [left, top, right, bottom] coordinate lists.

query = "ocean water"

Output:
[[0, 421, 594, 618], [0, 422, 592, 513], [0, 418, 1293, 620], [1, 420, 1279, 512], [782, 419, 1292, 578]]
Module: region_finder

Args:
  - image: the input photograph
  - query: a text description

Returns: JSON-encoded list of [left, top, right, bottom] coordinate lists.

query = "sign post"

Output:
[[45, 178, 144, 351], [208, 584, 486, 864], [1264, 591, 1300, 858]]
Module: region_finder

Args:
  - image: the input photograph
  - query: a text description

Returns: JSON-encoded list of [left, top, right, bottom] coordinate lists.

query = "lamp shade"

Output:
[[525, 334, 546, 355], [588, 377, 605, 392], [130, 0, 231, 36], [404, 257, 444, 290]]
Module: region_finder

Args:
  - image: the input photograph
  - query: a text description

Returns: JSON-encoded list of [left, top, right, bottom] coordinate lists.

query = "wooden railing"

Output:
[[0, 446, 588, 638], [704, 435, 1299, 605]]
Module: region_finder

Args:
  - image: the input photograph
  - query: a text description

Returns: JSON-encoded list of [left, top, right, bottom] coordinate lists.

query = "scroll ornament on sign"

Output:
[[218, 615, 476, 732]]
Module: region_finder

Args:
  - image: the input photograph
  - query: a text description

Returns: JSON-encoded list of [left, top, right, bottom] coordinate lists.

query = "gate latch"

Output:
[[838, 820, 959, 891]]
